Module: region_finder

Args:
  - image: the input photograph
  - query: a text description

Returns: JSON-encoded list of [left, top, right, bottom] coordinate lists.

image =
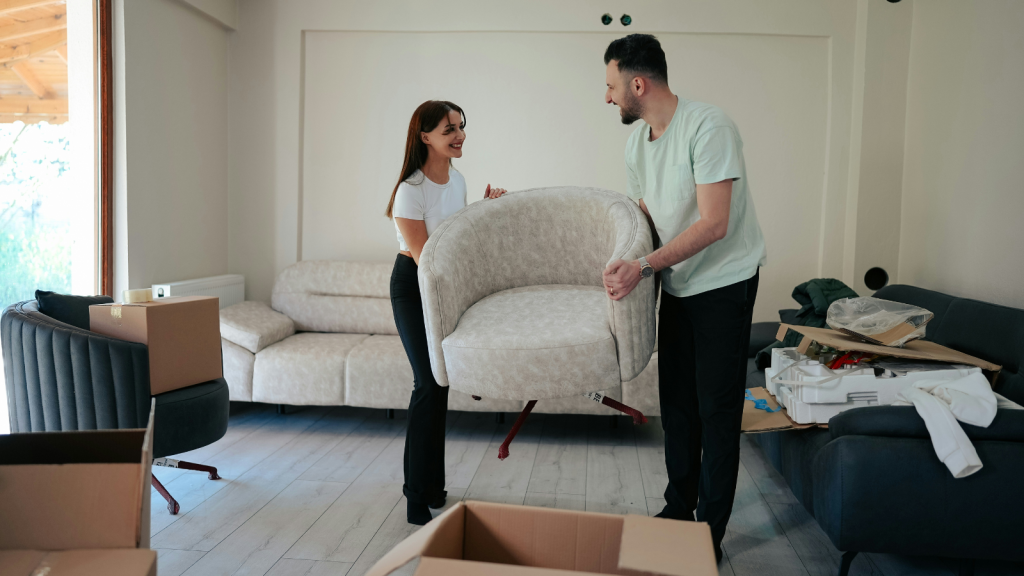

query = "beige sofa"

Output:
[[220, 259, 661, 416]]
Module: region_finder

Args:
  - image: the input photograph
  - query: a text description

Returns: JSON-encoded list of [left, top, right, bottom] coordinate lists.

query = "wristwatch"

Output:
[[638, 257, 654, 279]]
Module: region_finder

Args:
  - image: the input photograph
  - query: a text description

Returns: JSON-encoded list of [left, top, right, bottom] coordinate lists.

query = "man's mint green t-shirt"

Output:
[[625, 97, 767, 298]]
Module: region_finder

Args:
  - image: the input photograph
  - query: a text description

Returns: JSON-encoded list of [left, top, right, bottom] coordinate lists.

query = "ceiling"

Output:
[[0, 0, 68, 125]]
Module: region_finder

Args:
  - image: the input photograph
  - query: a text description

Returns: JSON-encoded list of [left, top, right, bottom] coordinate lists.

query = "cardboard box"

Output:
[[0, 403, 154, 551], [365, 500, 718, 576], [778, 324, 1001, 379], [742, 386, 817, 433], [89, 295, 223, 395], [0, 550, 156, 576]]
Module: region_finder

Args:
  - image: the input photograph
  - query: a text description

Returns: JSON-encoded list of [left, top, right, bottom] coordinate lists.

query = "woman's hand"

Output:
[[484, 184, 508, 199]]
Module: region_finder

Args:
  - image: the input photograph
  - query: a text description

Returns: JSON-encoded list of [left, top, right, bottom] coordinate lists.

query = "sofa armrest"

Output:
[[220, 301, 295, 354], [748, 321, 781, 358], [829, 405, 1024, 443]]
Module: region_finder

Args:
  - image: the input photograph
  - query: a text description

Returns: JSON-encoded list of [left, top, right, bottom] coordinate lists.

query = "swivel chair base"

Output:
[[152, 457, 222, 515]]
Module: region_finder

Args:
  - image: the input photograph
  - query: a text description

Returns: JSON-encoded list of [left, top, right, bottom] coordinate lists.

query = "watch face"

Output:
[[641, 266, 654, 279]]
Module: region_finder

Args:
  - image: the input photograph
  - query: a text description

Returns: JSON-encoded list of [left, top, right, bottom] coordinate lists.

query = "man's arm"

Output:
[[647, 179, 731, 271], [603, 180, 732, 300]]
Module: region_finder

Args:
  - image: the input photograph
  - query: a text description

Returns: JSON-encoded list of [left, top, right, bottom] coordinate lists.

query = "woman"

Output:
[[386, 100, 506, 525]]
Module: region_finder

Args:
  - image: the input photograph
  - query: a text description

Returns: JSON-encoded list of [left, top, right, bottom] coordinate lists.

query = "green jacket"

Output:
[[755, 278, 857, 368]]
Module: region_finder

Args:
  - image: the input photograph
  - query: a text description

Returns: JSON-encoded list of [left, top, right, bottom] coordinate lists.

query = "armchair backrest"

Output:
[[1, 301, 151, 433], [418, 187, 656, 386]]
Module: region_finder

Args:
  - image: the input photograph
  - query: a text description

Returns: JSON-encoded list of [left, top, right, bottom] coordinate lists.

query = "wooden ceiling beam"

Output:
[[0, 112, 66, 124], [0, 12, 66, 43], [0, 96, 66, 114], [0, 28, 64, 64], [54, 42, 65, 63], [10, 61, 50, 97], [0, 0, 63, 17]]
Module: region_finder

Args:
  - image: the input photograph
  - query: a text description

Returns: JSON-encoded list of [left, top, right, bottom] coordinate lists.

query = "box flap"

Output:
[[413, 557, 588, 576], [363, 502, 466, 576], [0, 408, 154, 551], [0, 550, 158, 576], [0, 551, 46, 576], [741, 387, 817, 433], [617, 515, 717, 576], [778, 325, 1001, 372], [138, 402, 155, 548]]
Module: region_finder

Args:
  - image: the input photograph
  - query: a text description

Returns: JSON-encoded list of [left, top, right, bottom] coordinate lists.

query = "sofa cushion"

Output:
[[271, 260, 398, 335], [441, 285, 620, 400], [252, 333, 369, 405], [220, 301, 295, 354], [35, 291, 113, 331], [344, 335, 521, 412], [932, 298, 1024, 405]]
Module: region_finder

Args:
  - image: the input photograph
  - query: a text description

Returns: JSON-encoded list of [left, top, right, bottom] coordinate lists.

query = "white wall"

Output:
[[898, 0, 1024, 309], [113, 0, 231, 297], [230, 0, 866, 321], [301, 30, 829, 319]]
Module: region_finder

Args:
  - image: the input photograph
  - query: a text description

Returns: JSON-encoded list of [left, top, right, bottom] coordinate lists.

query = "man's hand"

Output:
[[603, 259, 642, 301]]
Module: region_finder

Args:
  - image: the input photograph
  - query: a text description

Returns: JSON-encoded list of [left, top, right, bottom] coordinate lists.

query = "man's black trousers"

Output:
[[658, 270, 759, 549]]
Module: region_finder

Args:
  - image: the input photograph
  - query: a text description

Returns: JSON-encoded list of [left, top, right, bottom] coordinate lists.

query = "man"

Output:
[[601, 34, 767, 561]]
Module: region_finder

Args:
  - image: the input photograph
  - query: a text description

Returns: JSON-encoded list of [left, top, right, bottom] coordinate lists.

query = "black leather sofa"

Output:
[[745, 284, 1024, 575]]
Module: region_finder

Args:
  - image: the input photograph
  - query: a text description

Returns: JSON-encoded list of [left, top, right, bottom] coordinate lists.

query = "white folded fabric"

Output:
[[895, 372, 998, 479]]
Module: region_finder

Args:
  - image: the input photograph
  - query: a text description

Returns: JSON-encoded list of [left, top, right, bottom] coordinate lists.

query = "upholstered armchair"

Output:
[[418, 187, 657, 457], [2, 300, 229, 515]]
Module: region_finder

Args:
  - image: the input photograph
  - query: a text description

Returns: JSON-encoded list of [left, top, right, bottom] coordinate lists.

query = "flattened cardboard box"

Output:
[[741, 386, 817, 434], [90, 295, 222, 395], [778, 324, 1001, 379], [0, 402, 154, 552], [0, 550, 156, 576], [365, 500, 718, 576]]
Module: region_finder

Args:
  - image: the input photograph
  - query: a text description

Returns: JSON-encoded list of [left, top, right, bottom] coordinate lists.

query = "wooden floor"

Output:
[[151, 403, 1024, 576]]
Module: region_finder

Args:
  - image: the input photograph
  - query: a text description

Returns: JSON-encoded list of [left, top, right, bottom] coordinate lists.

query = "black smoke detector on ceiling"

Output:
[[620, 14, 632, 26], [601, 13, 613, 25]]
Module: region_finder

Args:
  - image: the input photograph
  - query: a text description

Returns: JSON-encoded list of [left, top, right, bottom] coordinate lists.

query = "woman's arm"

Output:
[[395, 217, 429, 265]]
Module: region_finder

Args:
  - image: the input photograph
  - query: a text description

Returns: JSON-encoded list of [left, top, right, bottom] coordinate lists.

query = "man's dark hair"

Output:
[[604, 34, 668, 85]]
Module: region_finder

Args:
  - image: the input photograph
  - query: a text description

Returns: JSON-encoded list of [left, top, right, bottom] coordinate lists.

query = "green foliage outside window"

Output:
[[0, 123, 72, 311]]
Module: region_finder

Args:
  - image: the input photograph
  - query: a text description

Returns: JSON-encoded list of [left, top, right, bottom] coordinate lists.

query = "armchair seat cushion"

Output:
[[441, 285, 620, 400]]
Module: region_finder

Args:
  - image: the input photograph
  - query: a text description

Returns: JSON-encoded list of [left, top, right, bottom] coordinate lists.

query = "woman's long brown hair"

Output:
[[386, 100, 466, 219]]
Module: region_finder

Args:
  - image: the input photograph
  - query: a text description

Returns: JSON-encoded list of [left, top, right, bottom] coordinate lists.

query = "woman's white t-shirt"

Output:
[[392, 168, 467, 251]]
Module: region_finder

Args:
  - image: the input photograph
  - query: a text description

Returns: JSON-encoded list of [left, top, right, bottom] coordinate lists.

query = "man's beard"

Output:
[[619, 91, 645, 125]]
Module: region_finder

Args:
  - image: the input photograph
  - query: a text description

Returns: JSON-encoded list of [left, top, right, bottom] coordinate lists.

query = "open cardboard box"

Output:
[[0, 402, 154, 555], [365, 500, 718, 576], [0, 550, 156, 576], [89, 295, 223, 395]]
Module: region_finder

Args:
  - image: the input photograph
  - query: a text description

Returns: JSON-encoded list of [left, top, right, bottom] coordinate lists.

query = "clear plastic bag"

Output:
[[826, 297, 934, 347]]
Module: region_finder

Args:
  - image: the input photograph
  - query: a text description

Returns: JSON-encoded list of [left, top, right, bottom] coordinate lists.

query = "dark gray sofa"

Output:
[[746, 284, 1024, 575]]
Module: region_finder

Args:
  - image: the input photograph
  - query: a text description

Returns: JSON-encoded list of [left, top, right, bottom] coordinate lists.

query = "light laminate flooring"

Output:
[[151, 403, 1024, 576]]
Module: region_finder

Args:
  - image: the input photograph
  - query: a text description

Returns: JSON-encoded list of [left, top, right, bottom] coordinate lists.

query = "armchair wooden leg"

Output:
[[498, 400, 537, 460], [838, 551, 858, 576], [152, 475, 180, 515]]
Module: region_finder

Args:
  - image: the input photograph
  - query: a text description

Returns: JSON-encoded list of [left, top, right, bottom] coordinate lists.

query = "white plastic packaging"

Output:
[[826, 297, 934, 347], [764, 347, 979, 424]]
